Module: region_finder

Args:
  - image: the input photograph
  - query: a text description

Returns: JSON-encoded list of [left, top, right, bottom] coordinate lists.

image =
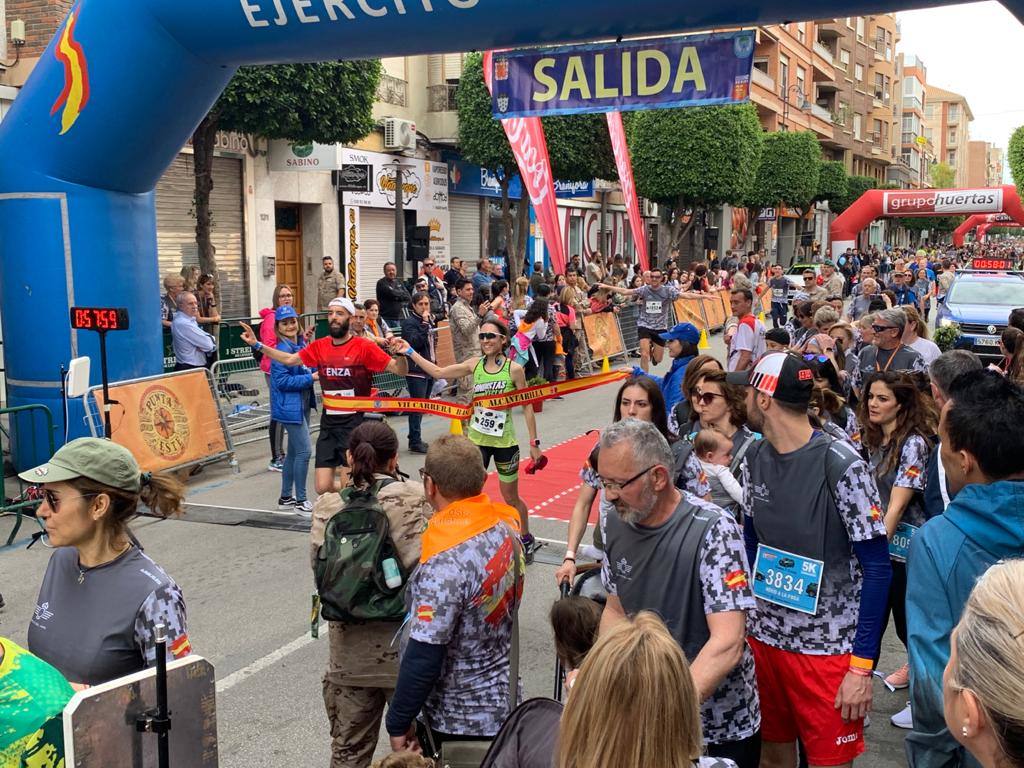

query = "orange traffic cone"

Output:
[[601, 356, 611, 373]]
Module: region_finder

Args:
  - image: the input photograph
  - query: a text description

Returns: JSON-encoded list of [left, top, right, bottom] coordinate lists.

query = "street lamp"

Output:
[[781, 84, 813, 130]]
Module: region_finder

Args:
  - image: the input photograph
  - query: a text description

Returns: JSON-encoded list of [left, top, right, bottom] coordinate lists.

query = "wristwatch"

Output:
[[251, 341, 263, 352], [403, 347, 415, 358], [530, 439, 541, 447]]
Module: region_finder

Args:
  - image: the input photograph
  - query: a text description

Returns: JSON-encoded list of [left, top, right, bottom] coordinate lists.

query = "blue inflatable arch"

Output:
[[0, 0, 1017, 442]]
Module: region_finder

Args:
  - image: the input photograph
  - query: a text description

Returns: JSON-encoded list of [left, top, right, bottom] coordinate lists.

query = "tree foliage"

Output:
[[193, 61, 381, 290], [1009, 125, 1024, 199], [746, 131, 821, 211], [628, 103, 763, 254], [900, 216, 965, 233], [544, 114, 617, 182], [929, 162, 956, 189], [830, 175, 879, 216], [816, 161, 848, 205]]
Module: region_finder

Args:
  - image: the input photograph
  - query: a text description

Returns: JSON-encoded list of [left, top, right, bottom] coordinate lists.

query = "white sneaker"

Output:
[[891, 702, 912, 729], [294, 500, 313, 517]]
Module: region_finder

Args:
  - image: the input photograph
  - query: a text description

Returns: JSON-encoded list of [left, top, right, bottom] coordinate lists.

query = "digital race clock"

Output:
[[69, 307, 130, 331], [970, 258, 1014, 271]]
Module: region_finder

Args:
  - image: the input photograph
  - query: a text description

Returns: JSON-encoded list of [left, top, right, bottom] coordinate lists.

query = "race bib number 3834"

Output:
[[753, 544, 823, 615]]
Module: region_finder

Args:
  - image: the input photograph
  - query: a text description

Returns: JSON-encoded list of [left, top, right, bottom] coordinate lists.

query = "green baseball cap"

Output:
[[19, 437, 143, 493]]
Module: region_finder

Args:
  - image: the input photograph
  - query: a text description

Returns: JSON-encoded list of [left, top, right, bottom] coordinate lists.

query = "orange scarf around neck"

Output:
[[420, 493, 521, 563]]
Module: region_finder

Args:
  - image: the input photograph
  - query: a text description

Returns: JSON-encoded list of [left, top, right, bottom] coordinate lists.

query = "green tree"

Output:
[[745, 131, 821, 226], [457, 53, 615, 280], [929, 162, 955, 189], [829, 175, 879, 216], [192, 62, 381, 291], [816, 161, 848, 210], [900, 216, 965, 234], [629, 103, 763, 257], [1009, 125, 1024, 198]]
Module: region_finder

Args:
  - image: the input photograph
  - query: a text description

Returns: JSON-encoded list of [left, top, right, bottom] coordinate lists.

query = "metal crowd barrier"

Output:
[[1, 404, 56, 547]]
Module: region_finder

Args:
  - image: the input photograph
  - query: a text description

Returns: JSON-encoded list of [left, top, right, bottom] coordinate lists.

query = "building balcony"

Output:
[[817, 22, 842, 40], [377, 74, 407, 108], [811, 103, 833, 123], [428, 83, 459, 113], [813, 41, 835, 63], [751, 67, 775, 91]]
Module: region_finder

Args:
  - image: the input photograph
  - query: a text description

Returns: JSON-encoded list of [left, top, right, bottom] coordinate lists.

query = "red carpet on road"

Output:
[[482, 432, 600, 524]]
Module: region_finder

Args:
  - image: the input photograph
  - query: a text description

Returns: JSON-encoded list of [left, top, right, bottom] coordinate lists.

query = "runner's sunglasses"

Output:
[[478, 332, 503, 340], [692, 391, 726, 406]]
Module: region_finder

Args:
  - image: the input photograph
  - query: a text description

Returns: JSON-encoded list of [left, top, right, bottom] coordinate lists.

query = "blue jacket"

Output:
[[906, 480, 1024, 768], [635, 354, 693, 417], [270, 337, 314, 425]]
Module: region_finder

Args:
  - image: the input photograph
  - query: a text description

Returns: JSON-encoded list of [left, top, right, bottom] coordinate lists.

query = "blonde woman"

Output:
[[511, 276, 532, 312], [558, 612, 737, 768], [944, 560, 1024, 768]]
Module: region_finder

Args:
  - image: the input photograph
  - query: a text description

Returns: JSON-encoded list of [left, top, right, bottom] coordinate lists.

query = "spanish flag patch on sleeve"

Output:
[[169, 634, 192, 659], [869, 504, 882, 522], [416, 605, 435, 623], [724, 569, 748, 590]]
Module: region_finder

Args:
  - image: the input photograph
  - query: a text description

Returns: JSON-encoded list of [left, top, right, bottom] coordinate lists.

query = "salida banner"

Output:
[[490, 31, 754, 118], [882, 188, 1003, 215]]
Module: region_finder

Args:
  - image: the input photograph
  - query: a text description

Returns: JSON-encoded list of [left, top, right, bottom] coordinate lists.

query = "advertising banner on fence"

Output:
[[490, 31, 754, 118], [484, 51, 567, 274], [882, 188, 1003, 216], [606, 111, 649, 270], [583, 312, 625, 360], [92, 371, 228, 472]]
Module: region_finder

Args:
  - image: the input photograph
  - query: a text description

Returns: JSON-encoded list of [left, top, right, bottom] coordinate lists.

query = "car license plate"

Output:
[[975, 336, 1001, 347]]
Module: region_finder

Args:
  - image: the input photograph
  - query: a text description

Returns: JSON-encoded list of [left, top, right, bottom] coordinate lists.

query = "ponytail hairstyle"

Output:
[[70, 470, 185, 546], [347, 421, 400, 488]]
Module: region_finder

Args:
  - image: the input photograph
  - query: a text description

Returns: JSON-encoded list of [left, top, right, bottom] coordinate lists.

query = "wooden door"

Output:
[[275, 205, 304, 310]]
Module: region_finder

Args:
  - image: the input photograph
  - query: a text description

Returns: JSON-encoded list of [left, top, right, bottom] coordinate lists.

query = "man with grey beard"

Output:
[[596, 418, 762, 768]]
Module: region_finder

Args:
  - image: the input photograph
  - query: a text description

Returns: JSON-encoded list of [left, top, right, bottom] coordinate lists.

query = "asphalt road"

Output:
[[0, 329, 914, 767]]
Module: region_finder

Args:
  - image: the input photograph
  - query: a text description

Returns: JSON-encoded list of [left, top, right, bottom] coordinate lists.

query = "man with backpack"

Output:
[[387, 435, 523, 757]]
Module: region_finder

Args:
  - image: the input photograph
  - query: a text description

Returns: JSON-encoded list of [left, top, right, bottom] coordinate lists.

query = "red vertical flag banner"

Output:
[[483, 51, 567, 275], [606, 111, 649, 271]]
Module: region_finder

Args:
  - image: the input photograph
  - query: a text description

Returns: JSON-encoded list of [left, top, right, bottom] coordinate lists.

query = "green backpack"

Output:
[[314, 478, 408, 623]]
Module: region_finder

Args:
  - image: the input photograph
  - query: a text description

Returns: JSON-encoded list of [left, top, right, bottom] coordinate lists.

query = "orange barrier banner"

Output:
[[673, 298, 707, 330], [718, 288, 731, 321], [699, 292, 726, 329], [582, 313, 625, 359], [759, 288, 772, 316], [322, 369, 630, 419], [93, 370, 228, 472]]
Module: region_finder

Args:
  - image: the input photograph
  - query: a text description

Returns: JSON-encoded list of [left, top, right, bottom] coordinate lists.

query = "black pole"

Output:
[[154, 623, 171, 768], [59, 364, 68, 442], [98, 330, 112, 439], [394, 160, 405, 280]]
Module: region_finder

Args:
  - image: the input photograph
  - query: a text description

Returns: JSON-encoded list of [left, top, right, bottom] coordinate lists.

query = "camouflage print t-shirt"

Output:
[[406, 523, 523, 736], [869, 434, 931, 530], [741, 441, 887, 655], [600, 495, 760, 745]]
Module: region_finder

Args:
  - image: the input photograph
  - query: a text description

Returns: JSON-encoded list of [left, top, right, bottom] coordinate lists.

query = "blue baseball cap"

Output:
[[275, 305, 299, 322], [660, 322, 700, 344]]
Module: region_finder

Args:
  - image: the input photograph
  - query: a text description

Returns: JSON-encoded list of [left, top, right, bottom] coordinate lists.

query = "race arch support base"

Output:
[[0, 0, 1004, 456], [829, 185, 1024, 256]]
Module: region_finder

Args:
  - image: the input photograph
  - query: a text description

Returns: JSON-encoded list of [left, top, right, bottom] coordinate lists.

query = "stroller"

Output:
[[478, 570, 606, 768]]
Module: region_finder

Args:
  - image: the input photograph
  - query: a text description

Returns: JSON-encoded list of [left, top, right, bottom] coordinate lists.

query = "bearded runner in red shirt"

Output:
[[241, 297, 409, 493]]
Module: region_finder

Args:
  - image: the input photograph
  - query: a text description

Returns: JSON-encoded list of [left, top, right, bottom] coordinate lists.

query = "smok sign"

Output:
[[884, 189, 1003, 215]]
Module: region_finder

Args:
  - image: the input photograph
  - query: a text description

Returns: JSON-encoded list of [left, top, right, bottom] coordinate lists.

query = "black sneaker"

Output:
[[522, 533, 543, 565], [0, 593, 5, 610], [277, 496, 296, 510], [409, 441, 429, 454]]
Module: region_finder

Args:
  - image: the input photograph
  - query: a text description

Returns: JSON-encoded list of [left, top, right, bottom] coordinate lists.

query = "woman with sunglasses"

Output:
[[20, 438, 189, 688], [674, 355, 725, 432], [392, 319, 543, 562], [554, 376, 712, 587], [858, 371, 936, 708], [400, 292, 437, 455], [688, 369, 758, 459]]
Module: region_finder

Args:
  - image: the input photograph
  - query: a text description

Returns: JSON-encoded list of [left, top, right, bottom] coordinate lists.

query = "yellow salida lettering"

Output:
[[622, 51, 632, 97], [594, 54, 618, 98], [637, 50, 670, 96], [533, 58, 558, 103], [560, 56, 592, 101], [673, 47, 707, 92]]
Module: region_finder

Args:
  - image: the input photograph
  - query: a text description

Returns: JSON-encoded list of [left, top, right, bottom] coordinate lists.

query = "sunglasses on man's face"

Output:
[[871, 324, 896, 333], [804, 354, 830, 363], [478, 332, 502, 341], [804, 276, 815, 281]]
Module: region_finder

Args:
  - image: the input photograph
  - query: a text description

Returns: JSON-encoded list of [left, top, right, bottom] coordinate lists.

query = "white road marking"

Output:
[[216, 624, 326, 694]]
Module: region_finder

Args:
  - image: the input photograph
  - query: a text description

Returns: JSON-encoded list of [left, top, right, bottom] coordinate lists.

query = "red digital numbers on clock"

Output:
[[69, 307, 130, 331]]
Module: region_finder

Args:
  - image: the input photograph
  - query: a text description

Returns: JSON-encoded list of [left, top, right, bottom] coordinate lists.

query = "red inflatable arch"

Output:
[[830, 185, 1024, 255], [952, 213, 1024, 247]]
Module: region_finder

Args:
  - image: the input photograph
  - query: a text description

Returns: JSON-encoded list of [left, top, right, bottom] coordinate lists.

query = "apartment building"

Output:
[[924, 85, 974, 188], [967, 140, 1004, 189], [894, 54, 932, 188]]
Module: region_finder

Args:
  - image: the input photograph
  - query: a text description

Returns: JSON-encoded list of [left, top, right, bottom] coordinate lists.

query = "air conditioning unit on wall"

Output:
[[384, 118, 417, 152]]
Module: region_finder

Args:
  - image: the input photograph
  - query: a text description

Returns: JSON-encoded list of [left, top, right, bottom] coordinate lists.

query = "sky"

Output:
[[896, 1, 1024, 173]]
